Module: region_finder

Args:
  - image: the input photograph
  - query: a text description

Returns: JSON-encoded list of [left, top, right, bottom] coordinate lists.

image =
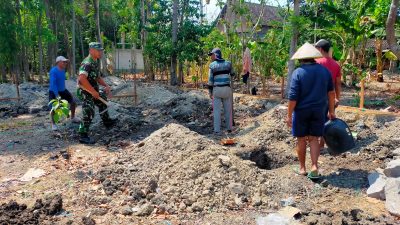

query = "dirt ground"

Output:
[[0, 74, 400, 225]]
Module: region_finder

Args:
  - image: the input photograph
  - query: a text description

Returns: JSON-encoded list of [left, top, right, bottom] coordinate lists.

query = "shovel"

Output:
[[78, 85, 113, 115]]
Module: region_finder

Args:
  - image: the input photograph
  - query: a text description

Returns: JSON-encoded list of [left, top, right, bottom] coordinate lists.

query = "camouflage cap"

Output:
[[89, 42, 104, 50]]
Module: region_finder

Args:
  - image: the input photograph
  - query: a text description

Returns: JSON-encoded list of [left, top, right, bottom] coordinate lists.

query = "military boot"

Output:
[[103, 118, 118, 128], [79, 133, 95, 144]]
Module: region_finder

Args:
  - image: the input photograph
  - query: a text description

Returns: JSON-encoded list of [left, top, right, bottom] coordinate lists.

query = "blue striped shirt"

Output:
[[208, 59, 233, 86]]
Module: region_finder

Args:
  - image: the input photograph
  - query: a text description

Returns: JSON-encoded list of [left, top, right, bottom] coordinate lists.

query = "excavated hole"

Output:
[[240, 147, 295, 170]]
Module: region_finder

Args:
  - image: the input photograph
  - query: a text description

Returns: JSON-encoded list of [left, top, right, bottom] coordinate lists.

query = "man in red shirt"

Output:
[[315, 39, 341, 105], [315, 39, 341, 149]]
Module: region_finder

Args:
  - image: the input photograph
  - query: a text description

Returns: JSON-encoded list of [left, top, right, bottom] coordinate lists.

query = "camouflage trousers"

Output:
[[77, 88, 111, 134]]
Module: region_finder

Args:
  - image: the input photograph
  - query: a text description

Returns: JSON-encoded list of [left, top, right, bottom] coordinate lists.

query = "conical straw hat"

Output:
[[291, 42, 323, 60]]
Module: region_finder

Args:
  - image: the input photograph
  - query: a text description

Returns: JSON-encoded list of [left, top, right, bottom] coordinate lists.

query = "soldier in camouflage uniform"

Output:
[[77, 42, 116, 144]]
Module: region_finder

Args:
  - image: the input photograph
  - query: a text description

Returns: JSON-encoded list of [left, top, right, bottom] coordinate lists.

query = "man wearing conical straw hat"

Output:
[[287, 42, 336, 180]]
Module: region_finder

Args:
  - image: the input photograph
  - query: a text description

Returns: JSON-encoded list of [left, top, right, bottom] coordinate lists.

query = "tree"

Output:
[[386, 0, 400, 58], [170, 0, 179, 85], [285, 0, 300, 98]]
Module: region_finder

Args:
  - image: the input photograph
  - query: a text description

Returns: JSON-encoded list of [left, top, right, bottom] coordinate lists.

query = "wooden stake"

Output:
[[359, 79, 365, 109]]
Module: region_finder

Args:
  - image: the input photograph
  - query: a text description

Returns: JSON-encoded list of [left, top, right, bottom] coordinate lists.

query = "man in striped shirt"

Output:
[[207, 48, 234, 134]]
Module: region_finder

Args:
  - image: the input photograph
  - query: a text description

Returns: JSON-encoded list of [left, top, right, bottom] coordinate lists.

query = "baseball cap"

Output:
[[315, 39, 331, 49], [89, 42, 104, 50], [207, 48, 223, 59], [55, 56, 69, 64]]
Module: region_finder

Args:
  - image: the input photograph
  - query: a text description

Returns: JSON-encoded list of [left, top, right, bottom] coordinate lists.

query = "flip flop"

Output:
[[307, 170, 321, 180], [292, 166, 307, 176]]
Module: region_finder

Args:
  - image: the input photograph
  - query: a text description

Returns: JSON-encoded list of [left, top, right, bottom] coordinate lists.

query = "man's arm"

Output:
[[328, 90, 336, 119], [287, 71, 299, 127], [78, 74, 100, 99], [335, 76, 341, 100], [49, 70, 58, 97], [207, 67, 214, 98], [287, 100, 297, 127], [96, 77, 112, 96]]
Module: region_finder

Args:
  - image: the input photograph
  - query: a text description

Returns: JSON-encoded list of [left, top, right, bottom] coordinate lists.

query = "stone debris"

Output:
[[366, 172, 386, 200], [383, 159, 400, 178], [384, 178, 400, 217]]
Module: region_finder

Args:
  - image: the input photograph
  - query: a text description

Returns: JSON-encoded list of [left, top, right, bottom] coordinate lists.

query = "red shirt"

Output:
[[316, 57, 341, 86]]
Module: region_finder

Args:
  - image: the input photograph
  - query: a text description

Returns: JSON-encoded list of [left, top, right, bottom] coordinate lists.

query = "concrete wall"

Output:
[[112, 48, 144, 72]]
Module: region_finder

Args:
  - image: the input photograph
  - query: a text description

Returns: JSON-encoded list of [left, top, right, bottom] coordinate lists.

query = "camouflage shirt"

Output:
[[79, 55, 101, 90]]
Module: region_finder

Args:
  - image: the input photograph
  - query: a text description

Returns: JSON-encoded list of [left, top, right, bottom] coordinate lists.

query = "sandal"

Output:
[[292, 166, 307, 176], [307, 170, 321, 180]]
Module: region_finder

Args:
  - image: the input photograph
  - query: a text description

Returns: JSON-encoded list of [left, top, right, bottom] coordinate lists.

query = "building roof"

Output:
[[218, 2, 282, 26]]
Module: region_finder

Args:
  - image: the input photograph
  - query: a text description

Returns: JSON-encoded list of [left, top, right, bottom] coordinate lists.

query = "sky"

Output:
[[203, 0, 289, 22]]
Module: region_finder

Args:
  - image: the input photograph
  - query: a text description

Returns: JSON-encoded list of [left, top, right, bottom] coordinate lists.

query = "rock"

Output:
[[191, 202, 203, 212], [92, 208, 108, 216], [278, 206, 301, 218], [178, 202, 186, 210], [135, 203, 154, 216], [120, 206, 133, 216], [218, 155, 231, 167], [228, 183, 247, 195], [256, 213, 291, 225], [367, 172, 386, 200], [82, 216, 96, 225], [234, 196, 243, 206], [393, 148, 400, 156], [280, 197, 295, 207], [384, 178, 400, 216], [28, 106, 41, 114], [383, 159, 400, 178], [252, 195, 262, 207], [19, 168, 46, 182]]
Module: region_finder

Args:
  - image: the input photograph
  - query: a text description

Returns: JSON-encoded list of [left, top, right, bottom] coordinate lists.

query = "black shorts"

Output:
[[292, 107, 325, 137], [49, 90, 75, 105]]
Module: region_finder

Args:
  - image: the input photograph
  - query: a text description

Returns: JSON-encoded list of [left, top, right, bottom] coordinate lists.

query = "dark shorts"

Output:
[[49, 90, 75, 105], [292, 107, 325, 137]]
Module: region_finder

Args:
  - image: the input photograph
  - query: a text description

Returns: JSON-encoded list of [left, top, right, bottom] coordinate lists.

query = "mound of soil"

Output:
[[0, 194, 62, 225]]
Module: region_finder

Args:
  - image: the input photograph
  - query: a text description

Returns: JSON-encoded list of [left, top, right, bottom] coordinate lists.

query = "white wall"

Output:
[[112, 49, 144, 72]]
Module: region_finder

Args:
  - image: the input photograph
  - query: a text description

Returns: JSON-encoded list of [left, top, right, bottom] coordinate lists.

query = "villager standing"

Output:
[[49, 56, 81, 131], [208, 48, 234, 135], [315, 39, 342, 149], [287, 43, 336, 179]]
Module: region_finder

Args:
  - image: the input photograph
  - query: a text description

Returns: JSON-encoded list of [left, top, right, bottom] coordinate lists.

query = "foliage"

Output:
[[250, 28, 288, 79], [48, 97, 70, 124]]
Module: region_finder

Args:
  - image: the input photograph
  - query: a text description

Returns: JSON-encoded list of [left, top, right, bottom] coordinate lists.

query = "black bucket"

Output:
[[323, 118, 355, 155]]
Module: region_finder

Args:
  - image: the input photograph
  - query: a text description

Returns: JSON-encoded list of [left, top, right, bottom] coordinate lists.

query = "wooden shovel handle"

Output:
[[78, 85, 108, 106]]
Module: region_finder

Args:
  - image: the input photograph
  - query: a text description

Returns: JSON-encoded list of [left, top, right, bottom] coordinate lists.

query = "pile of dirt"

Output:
[[0, 194, 63, 224], [301, 208, 396, 224], [87, 122, 302, 217]]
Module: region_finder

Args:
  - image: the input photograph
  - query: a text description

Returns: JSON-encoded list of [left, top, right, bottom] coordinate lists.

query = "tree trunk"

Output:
[[178, 61, 184, 85], [43, 0, 57, 67], [79, 23, 85, 58], [62, 16, 72, 78], [71, 0, 76, 78], [37, 10, 44, 84], [92, 0, 108, 76], [375, 39, 384, 82], [284, 0, 300, 98], [1, 65, 6, 83], [170, 0, 179, 86], [386, 0, 400, 59]]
